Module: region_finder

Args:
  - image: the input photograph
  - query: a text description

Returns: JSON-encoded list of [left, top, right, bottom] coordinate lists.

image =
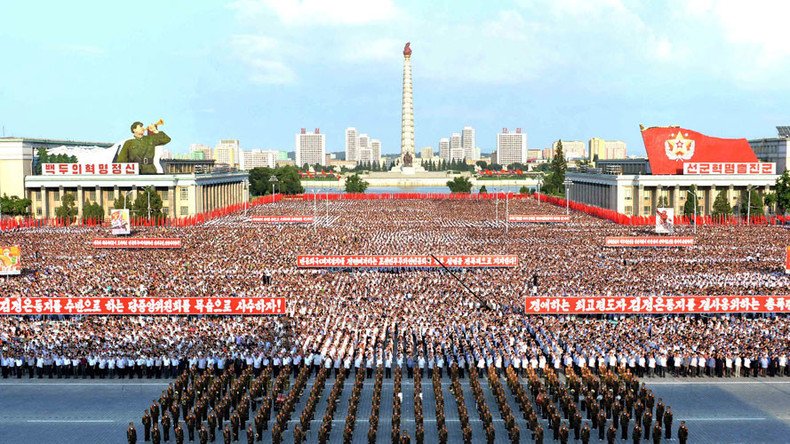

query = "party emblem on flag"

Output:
[[665, 132, 695, 160]]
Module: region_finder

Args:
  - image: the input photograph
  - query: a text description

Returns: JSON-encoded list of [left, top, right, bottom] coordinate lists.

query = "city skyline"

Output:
[[1, 1, 789, 157]]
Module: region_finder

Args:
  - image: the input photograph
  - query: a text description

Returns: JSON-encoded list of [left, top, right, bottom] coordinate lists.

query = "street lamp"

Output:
[[688, 189, 699, 234], [563, 178, 573, 215], [147, 187, 151, 220], [746, 184, 753, 226], [123, 189, 133, 211], [268, 175, 279, 198], [536, 176, 543, 205]]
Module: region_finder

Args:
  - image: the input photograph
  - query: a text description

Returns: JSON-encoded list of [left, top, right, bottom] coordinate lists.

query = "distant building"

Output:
[[750, 126, 790, 173], [589, 137, 627, 161], [552, 140, 586, 160], [295, 128, 325, 167], [190, 144, 213, 161], [370, 139, 381, 164], [462, 126, 476, 160], [527, 149, 543, 162], [214, 139, 240, 168], [496, 128, 527, 166], [240, 150, 277, 170], [450, 147, 465, 162], [439, 138, 450, 161], [420, 147, 433, 159], [450, 133, 462, 159], [358, 148, 373, 164], [345, 128, 358, 164]]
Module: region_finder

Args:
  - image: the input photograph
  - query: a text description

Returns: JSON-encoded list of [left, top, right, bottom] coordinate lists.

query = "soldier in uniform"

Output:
[[127, 422, 137, 444], [664, 408, 673, 439], [580, 422, 591, 444], [559, 422, 569, 444], [678, 421, 689, 444], [652, 421, 662, 444], [162, 413, 171, 442], [143, 410, 152, 442], [208, 411, 217, 442], [246, 424, 255, 444], [186, 412, 196, 441], [117, 121, 171, 174], [152, 423, 161, 444], [223, 425, 232, 444], [533, 423, 543, 444], [174, 422, 184, 444], [572, 410, 582, 440], [643, 410, 653, 440], [199, 425, 209, 444], [607, 423, 617, 444], [231, 411, 240, 441], [597, 416, 606, 440], [620, 409, 630, 440], [632, 423, 642, 444]]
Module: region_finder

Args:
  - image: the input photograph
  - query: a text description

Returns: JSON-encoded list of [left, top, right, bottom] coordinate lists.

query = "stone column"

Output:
[[40, 186, 48, 219], [169, 186, 176, 218], [77, 186, 84, 219]]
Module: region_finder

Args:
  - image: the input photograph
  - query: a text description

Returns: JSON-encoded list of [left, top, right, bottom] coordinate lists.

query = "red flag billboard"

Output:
[[641, 126, 758, 175]]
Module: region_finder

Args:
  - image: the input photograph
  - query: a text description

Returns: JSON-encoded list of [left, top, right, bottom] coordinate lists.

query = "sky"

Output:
[[1, 0, 789, 157]]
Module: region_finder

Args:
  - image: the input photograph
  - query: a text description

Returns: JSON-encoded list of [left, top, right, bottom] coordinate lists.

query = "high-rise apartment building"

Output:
[[552, 140, 586, 160], [295, 128, 325, 167], [214, 139, 240, 167], [588, 137, 627, 161], [496, 128, 527, 166], [240, 150, 277, 170], [345, 128, 358, 164], [462, 126, 475, 160]]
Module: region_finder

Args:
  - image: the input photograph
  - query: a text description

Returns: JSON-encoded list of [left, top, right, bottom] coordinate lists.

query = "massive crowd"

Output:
[[0, 196, 787, 441]]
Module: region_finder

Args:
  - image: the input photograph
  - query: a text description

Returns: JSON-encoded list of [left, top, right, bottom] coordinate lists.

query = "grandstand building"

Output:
[[0, 137, 248, 219]]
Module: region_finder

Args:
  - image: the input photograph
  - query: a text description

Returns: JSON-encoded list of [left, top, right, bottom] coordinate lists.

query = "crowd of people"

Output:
[[1, 196, 788, 441]]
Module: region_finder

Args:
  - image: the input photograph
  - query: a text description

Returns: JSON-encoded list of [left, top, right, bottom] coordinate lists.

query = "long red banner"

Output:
[[92, 238, 183, 249], [251, 216, 314, 223], [296, 255, 518, 268], [604, 237, 695, 247], [525, 296, 790, 314], [0, 297, 286, 315], [508, 215, 570, 223]]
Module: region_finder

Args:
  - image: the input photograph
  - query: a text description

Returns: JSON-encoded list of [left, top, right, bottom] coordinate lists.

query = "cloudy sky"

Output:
[[1, 0, 789, 155]]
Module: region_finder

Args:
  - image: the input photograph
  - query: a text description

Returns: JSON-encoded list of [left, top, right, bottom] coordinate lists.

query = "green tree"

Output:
[[773, 170, 790, 214], [543, 141, 567, 196], [249, 166, 304, 196], [747, 189, 764, 216], [54, 192, 78, 223], [683, 185, 701, 217], [132, 186, 163, 219], [82, 201, 105, 222], [479, 185, 487, 194], [0, 194, 32, 216], [764, 192, 777, 215], [711, 190, 732, 217], [475, 160, 488, 170], [447, 176, 473, 193], [344, 173, 369, 193], [113, 193, 133, 210], [656, 195, 670, 208], [519, 186, 529, 195]]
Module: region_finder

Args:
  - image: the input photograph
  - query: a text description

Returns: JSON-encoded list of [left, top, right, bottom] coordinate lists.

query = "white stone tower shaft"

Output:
[[400, 50, 415, 164]]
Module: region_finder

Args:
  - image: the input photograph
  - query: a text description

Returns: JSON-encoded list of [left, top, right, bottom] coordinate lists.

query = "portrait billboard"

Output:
[[0, 245, 21, 276], [110, 209, 131, 235], [655, 208, 674, 234]]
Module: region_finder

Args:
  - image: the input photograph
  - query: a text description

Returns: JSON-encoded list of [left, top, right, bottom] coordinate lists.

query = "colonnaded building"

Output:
[[567, 126, 784, 217], [0, 137, 248, 219]]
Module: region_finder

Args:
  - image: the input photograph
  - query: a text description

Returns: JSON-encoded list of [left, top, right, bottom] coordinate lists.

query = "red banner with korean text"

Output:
[[92, 238, 182, 249], [0, 297, 286, 316], [297, 255, 518, 268], [604, 237, 695, 247], [683, 162, 775, 175], [508, 215, 570, 223], [251, 216, 314, 223], [525, 296, 790, 314]]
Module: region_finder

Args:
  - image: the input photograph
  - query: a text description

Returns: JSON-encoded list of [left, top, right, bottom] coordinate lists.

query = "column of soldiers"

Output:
[[316, 366, 347, 444], [468, 366, 496, 443], [367, 366, 385, 444], [295, 366, 329, 442], [390, 365, 403, 444], [485, 366, 520, 443], [432, 367, 448, 444], [342, 366, 366, 443], [413, 364, 425, 444], [449, 365, 473, 443]]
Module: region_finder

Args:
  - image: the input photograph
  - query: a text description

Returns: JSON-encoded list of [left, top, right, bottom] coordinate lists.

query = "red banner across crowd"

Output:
[[251, 216, 314, 223], [296, 255, 519, 268], [0, 297, 286, 316], [92, 238, 183, 249], [525, 296, 790, 314], [604, 237, 695, 247], [508, 215, 570, 223]]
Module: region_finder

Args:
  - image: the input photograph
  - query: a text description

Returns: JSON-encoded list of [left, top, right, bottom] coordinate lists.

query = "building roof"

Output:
[[0, 137, 113, 148]]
